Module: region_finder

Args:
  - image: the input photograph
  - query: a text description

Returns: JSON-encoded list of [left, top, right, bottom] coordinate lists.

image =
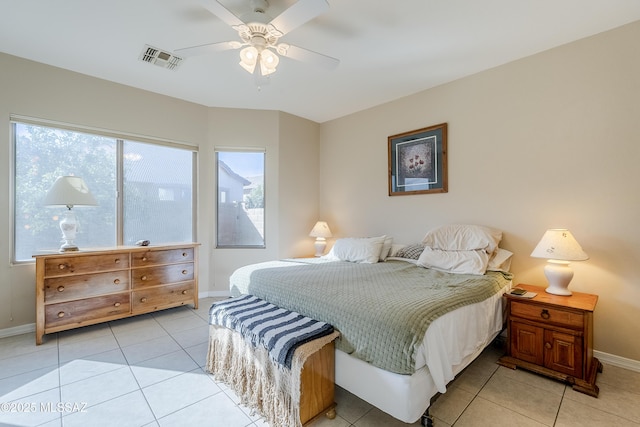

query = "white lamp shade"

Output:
[[531, 228, 588, 296], [530, 229, 588, 261], [44, 176, 97, 207], [309, 221, 332, 238]]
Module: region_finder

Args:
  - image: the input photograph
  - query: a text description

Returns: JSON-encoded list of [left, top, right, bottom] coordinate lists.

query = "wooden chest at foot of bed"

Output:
[[299, 339, 337, 425], [206, 325, 338, 426]]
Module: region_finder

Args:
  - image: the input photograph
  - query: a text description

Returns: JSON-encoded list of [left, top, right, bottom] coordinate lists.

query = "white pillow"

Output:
[[379, 236, 394, 261], [388, 243, 408, 258], [416, 247, 490, 275], [422, 224, 502, 254], [487, 248, 514, 272], [323, 235, 387, 264]]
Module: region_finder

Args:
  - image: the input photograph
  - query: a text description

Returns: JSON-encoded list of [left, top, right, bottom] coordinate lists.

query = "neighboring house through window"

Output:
[[216, 150, 265, 248]]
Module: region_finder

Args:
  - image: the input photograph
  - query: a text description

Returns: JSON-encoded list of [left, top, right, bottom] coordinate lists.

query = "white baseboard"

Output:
[[198, 291, 231, 299], [0, 323, 35, 339], [595, 350, 640, 373]]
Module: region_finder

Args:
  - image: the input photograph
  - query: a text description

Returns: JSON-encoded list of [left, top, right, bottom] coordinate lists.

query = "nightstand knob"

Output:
[[114, 258, 120, 264], [181, 290, 188, 295], [114, 302, 121, 307], [182, 270, 188, 275], [545, 342, 552, 350], [141, 275, 148, 281], [140, 297, 148, 303], [57, 286, 65, 292], [142, 257, 148, 262], [182, 252, 187, 257], [58, 264, 67, 270], [57, 311, 65, 318], [540, 309, 550, 320], [114, 279, 120, 285]]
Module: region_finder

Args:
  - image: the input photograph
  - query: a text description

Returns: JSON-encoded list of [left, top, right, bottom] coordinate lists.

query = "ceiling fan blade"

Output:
[[280, 44, 339, 69], [175, 41, 237, 57], [200, 0, 245, 28], [269, 0, 329, 36]]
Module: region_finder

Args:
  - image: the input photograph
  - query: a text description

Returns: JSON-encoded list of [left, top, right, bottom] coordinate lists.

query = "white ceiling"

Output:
[[2, 0, 640, 123]]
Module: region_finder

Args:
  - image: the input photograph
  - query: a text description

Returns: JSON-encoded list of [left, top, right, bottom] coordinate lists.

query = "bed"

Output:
[[227, 225, 513, 424]]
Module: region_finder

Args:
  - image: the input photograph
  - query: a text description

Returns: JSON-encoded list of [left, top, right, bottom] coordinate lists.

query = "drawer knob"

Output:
[[540, 309, 550, 320], [182, 252, 187, 257], [57, 286, 65, 292], [114, 302, 121, 307], [141, 275, 148, 281], [58, 264, 67, 270], [114, 279, 121, 285], [142, 257, 147, 262], [57, 311, 65, 318], [182, 270, 188, 275], [181, 290, 188, 295], [140, 297, 148, 303], [545, 342, 552, 350]]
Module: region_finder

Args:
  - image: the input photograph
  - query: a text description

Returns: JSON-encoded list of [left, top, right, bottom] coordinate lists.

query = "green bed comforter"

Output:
[[229, 258, 511, 374]]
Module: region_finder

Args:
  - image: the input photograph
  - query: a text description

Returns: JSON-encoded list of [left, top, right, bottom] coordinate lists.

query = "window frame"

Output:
[[10, 115, 198, 264]]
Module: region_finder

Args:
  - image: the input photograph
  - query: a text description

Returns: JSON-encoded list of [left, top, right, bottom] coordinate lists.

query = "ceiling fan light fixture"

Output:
[[239, 46, 258, 73], [259, 49, 279, 76]]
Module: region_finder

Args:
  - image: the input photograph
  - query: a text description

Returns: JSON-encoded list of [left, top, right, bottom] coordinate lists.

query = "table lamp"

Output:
[[44, 176, 97, 252], [530, 229, 588, 296], [309, 221, 332, 257]]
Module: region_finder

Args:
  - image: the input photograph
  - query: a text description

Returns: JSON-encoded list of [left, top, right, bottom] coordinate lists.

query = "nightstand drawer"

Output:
[[511, 301, 584, 329]]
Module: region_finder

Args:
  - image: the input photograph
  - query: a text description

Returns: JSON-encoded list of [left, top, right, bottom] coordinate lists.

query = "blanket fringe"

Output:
[[207, 325, 339, 427]]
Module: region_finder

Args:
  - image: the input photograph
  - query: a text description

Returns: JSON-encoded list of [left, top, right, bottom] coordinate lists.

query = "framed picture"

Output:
[[388, 123, 448, 196]]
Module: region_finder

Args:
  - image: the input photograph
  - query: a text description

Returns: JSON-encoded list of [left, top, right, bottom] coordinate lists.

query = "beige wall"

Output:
[[319, 21, 640, 362], [0, 53, 320, 334]]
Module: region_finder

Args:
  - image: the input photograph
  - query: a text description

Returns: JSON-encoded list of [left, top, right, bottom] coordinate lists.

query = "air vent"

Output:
[[139, 45, 183, 71]]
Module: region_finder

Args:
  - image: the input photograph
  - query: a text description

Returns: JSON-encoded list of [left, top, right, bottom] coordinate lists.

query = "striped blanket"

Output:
[[208, 294, 335, 369]]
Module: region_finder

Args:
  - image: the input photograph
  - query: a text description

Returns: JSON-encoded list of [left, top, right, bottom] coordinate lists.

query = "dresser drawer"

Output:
[[131, 263, 194, 288], [511, 301, 584, 329], [131, 248, 194, 267], [45, 294, 131, 329], [44, 271, 130, 303], [131, 282, 195, 313], [44, 253, 130, 277]]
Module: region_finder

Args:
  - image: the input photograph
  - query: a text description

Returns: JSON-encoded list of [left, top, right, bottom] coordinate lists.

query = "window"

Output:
[[216, 150, 265, 248], [12, 120, 196, 262]]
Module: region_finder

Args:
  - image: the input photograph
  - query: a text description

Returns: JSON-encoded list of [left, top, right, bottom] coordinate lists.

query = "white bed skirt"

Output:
[[334, 283, 509, 423]]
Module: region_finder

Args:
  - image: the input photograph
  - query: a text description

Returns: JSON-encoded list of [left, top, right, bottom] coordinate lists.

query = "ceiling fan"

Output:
[[176, 0, 339, 77]]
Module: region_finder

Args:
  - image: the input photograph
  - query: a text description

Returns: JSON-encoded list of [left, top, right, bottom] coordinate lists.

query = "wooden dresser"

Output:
[[35, 243, 199, 344], [498, 283, 601, 397]]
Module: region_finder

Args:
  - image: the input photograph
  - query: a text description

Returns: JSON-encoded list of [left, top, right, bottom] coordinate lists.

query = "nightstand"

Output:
[[497, 283, 602, 397]]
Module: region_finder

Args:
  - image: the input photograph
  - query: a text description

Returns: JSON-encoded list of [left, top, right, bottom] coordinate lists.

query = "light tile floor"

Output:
[[1, 297, 639, 427]]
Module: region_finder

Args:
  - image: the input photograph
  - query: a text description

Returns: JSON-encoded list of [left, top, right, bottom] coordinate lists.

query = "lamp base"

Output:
[[59, 210, 80, 252], [59, 243, 79, 252], [314, 239, 327, 257], [544, 261, 574, 296]]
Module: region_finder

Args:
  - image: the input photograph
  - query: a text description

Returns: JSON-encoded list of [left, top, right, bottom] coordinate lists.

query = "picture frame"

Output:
[[388, 123, 448, 196]]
